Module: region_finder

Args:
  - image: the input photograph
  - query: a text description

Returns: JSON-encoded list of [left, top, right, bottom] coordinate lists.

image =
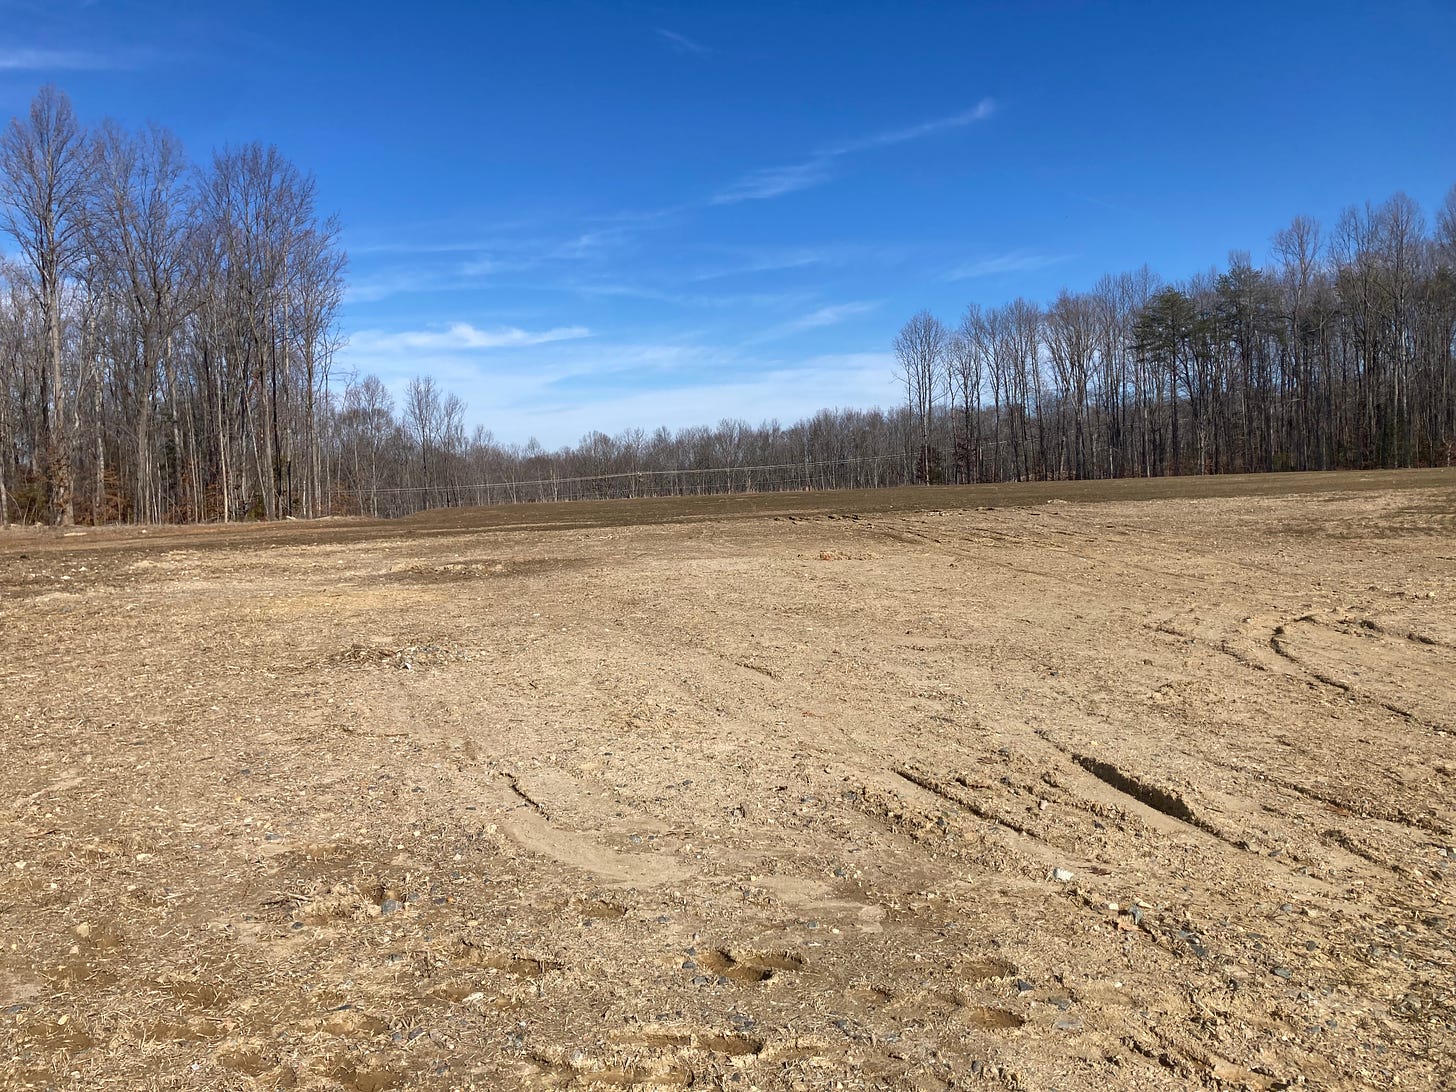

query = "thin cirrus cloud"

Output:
[[348, 322, 591, 353], [749, 300, 882, 343], [711, 99, 996, 205], [0, 47, 113, 71], [817, 99, 997, 156], [944, 250, 1070, 280], [345, 102, 998, 304], [344, 269, 508, 304], [687, 249, 829, 281], [655, 28, 710, 55], [710, 161, 833, 205]]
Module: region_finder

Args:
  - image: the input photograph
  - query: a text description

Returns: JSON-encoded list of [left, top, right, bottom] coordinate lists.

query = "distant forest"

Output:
[[2, 86, 1453, 525]]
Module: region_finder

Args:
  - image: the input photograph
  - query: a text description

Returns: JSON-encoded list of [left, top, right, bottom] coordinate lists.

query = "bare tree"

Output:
[[288, 216, 346, 516], [894, 310, 947, 483], [949, 305, 994, 482], [339, 374, 394, 515], [0, 259, 25, 525], [405, 374, 442, 501], [0, 86, 93, 524], [3, 83, 1453, 521], [1044, 291, 1097, 479], [86, 119, 195, 522], [200, 143, 328, 518]]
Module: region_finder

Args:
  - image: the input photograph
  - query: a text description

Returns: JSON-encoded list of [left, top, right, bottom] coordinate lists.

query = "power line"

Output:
[[331, 451, 915, 497]]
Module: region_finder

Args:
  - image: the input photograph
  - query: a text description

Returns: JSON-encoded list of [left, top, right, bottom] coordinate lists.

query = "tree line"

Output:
[[895, 190, 1456, 484], [333, 375, 924, 516], [3, 84, 1453, 525], [316, 181, 1456, 515], [0, 86, 344, 525]]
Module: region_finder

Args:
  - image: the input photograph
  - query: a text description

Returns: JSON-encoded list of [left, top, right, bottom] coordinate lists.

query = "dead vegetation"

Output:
[[328, 643, 467, 671]]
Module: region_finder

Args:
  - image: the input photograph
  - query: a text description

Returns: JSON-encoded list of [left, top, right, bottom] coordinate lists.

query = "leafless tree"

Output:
[[948, 305, 988, 482], [1044, 290, 1097, 479], [894, 310, 947, 483], [0, 86, 93, 524], [2, 85, 1453, 524], [85, 119, 195, 521]]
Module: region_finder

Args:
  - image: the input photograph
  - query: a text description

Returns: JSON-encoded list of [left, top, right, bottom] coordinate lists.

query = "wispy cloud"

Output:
[[347, 239, 501, 257], [687, 249, 828, 281], [945, 249, 1070, 280], [818, 99, 996, 156], [710, 161, 832, 205], [342, 231, 589, 303], [347, 262, 522, 303], [349, 322, 590, 353], [344, 269, 495, 304], [0, 47, 112, 71], [750, 300, 881, 342], [711, 99, 996, 205], [564, 278, 817, 312], [458, 257, 512, 277], [349, 101, 998, 299], [656, 28, 709, 55], [780, 300, 880, 333]]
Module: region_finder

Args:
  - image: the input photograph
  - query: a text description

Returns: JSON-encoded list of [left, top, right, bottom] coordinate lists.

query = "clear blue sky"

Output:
[[4, 1, 1454, 448]]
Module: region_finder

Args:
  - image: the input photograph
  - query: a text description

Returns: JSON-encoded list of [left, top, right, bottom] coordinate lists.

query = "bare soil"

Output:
[[1, 468, 1453, 1091]]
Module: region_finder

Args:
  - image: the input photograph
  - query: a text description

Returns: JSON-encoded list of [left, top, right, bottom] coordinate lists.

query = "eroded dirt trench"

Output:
[[1, 472, 1453, 1090]]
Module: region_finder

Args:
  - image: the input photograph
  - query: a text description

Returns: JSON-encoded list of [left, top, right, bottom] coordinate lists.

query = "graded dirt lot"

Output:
[[1, 468, 1453, 1091]]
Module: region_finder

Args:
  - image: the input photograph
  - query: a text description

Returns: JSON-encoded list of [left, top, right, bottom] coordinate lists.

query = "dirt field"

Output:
[[2, 468, 1453, 1091]]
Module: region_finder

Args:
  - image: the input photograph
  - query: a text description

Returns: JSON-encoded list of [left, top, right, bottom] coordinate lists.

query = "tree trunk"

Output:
[[45, 291, 73, 526]]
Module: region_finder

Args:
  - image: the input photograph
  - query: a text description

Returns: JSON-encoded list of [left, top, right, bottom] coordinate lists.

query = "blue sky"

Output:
[[3, 1, 1454, 448]]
